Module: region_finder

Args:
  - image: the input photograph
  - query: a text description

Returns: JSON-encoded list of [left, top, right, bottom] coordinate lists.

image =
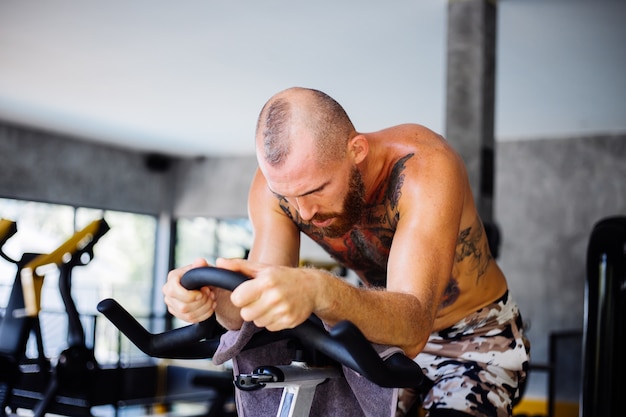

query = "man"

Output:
[[163, 87, 530, 417]]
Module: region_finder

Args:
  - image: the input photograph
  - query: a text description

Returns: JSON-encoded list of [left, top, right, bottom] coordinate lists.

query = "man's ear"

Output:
[[349, 134, 369, 164]]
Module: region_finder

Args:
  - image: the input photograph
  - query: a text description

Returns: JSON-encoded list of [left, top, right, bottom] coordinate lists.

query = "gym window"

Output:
[[0, 197, 252, 365]]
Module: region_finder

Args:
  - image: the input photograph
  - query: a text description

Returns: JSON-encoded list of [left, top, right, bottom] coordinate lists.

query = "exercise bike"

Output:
[[98, 266, 431, 417]]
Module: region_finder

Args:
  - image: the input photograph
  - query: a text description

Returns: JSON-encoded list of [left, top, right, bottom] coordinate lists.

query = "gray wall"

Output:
[[495, 133, 626, 398], [0, 122, 256, 218], [1, 122, 625, 400], [0, 123, 176, 215], [174, 154, 257, 219]]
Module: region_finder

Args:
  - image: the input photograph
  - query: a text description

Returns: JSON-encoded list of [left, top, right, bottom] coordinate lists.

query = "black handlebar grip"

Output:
[[181, 266, 249, 292]]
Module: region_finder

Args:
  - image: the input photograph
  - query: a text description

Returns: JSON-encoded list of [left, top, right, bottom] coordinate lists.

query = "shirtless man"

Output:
[[163, 87, 530, 417]]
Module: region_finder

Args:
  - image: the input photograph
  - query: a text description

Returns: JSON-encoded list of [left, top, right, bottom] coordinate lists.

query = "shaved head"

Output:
[[256, 87, 356, 168]]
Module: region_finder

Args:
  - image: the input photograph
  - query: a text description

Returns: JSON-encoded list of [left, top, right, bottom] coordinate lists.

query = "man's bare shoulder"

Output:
[[371, 123, 436, 139], [370, 124, 454, 156], [360, 125, 465, 211]]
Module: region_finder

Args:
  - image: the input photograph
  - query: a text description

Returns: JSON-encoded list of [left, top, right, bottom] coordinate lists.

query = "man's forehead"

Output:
[[265, 172, 328, 198]]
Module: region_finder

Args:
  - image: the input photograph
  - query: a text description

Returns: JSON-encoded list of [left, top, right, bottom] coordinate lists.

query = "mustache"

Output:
[[311, 212, 339, 222]]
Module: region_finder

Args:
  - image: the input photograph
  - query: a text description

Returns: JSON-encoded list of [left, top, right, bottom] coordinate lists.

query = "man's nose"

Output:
[[295, 196, 317, 221]]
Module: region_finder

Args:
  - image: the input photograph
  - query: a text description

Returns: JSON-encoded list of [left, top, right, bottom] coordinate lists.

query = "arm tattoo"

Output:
[[455, 217, 492, 283], [387, 153, 413, 211]]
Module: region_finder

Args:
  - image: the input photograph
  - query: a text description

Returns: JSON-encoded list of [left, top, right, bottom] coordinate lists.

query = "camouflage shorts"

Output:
[[397, 291, 530, 417]]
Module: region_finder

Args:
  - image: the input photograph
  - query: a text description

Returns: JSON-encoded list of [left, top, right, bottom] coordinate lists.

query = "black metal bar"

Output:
[[99, 266, 428, 390]]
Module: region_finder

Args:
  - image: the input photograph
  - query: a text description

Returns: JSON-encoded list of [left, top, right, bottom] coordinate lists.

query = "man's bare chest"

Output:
[[304, 204, 397, 287]]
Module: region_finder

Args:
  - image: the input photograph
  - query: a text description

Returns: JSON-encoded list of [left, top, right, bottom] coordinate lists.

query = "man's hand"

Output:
[[217, 258, 319, 331], [163, 258, 216, 323]]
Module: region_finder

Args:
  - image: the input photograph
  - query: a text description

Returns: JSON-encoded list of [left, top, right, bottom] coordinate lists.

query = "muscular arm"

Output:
[[311, 146, 466, 357], [246, 169, 301, 267]]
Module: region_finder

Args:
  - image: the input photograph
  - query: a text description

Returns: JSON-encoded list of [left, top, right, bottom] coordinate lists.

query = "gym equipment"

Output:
[[98, 266, 430, 417], [0, 219, 110, 416], [1, 219, 234, 417], [581, 215, 625, 417], [0, 219, 17, 251]]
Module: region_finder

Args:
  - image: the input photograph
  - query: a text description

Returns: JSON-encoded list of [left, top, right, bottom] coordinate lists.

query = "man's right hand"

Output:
[[163, 258, 217, 323]]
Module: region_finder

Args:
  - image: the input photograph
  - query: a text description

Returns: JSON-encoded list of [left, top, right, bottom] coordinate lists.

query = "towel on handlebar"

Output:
[[212, 321, 400, 417]]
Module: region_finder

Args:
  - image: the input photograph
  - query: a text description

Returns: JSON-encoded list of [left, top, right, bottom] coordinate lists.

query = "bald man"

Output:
[[164, 87, 530, 417]]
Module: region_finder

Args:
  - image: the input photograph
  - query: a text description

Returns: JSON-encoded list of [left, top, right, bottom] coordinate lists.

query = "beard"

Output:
[[311, 166, 365, 238]]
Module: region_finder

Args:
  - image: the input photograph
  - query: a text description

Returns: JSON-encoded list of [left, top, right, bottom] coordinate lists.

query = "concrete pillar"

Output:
[[445, 0, 497, 222]]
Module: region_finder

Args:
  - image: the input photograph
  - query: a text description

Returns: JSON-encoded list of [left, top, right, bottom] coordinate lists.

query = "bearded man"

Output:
[[164, 87, 530, 417]]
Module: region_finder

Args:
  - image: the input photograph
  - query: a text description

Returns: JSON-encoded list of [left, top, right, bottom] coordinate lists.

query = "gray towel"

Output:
[[212, 321, 399, 417]]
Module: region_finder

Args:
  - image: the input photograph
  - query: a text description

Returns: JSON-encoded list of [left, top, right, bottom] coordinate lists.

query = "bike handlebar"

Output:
[[97, 266, 427, 389]]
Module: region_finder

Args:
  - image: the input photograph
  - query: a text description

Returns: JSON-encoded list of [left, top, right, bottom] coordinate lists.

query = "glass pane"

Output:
[[74, 208, 156, 316], [216, 218, 253, 260], [175, 217, 252, 268], [74, 208, 157, 365]]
